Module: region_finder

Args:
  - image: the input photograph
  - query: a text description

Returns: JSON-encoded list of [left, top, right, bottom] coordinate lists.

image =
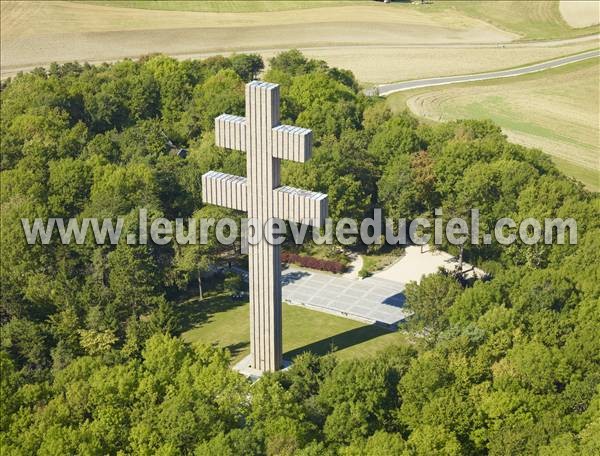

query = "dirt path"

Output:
[[340, 254, 364, 281]]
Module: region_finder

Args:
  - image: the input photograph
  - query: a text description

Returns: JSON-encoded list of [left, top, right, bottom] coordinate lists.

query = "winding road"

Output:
[[374, 48, 600, 96]]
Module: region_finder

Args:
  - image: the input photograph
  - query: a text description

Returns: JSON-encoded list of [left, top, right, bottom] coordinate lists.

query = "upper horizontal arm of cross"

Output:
[[215, 110, 312, 163], [215, 114, 246, 152], [271, 125, 312, 163]]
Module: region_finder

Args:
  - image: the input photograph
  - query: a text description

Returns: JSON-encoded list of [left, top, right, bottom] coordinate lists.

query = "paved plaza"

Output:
[[282, 267, 408, 326], [374, 245, 486, 284], [232, 245, 488, 328]]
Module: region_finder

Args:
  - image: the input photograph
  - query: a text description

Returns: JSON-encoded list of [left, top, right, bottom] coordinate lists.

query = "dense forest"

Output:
[[1, 50, 599, 454]]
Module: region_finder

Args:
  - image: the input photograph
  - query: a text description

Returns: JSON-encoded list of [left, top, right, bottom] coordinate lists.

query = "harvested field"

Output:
[[81, 1, 354, 13], [1, 1, 514, 40], [559, 0, 600, 28], [82, 1, 600, 40], [3, 1, 598, 82], [298, 42, 599, 84], [0, 0, 515, 78]]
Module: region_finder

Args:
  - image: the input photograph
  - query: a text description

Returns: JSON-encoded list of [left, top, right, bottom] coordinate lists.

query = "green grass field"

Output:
[[389, 58, 600, 191], [416, 1, 599, 41], [179, 294, 410, 364]]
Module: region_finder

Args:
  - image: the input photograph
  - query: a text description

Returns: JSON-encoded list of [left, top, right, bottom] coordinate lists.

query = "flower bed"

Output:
[[281, 251, 345, 274]]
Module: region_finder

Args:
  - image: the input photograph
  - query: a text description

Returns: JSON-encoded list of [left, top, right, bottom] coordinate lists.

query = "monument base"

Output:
[[233, 354, 292, 381]]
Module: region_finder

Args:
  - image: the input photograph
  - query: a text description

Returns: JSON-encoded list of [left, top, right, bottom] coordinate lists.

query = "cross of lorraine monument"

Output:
[[202, 81, 328, 372]]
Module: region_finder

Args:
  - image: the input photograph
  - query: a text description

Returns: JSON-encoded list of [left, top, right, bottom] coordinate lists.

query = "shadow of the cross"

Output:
[[283, 324, 392, 360], [225, 341, 250, 359], [281, 271, 311, 285]]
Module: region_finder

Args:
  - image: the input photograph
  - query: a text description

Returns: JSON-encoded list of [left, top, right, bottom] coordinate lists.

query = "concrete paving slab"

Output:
[[281, 266, 408, 325]]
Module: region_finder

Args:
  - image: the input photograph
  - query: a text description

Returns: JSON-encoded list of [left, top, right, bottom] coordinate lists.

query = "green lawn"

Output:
[[78, 1, 356, 13], [179, 293, 409, 364], [409, 1, 599, 41]]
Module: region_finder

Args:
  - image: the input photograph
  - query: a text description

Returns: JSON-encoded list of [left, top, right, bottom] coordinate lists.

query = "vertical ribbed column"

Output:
[[270, 85, 282, 370], [246, 81, 282, 372]]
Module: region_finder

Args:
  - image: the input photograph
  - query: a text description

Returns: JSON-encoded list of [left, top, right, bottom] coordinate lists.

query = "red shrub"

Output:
[[281, 251, 345, 273]]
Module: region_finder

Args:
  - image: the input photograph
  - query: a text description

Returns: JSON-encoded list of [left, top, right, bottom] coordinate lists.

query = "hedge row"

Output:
[[281, 251, 345, 274]]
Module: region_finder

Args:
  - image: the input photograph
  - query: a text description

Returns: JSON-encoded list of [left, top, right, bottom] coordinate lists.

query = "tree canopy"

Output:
[[1, 50, 598, 455]]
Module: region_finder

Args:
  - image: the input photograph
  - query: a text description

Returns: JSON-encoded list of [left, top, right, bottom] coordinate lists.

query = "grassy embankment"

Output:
[[417, 1, 599, 40], [387, 58, 600, 191]]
